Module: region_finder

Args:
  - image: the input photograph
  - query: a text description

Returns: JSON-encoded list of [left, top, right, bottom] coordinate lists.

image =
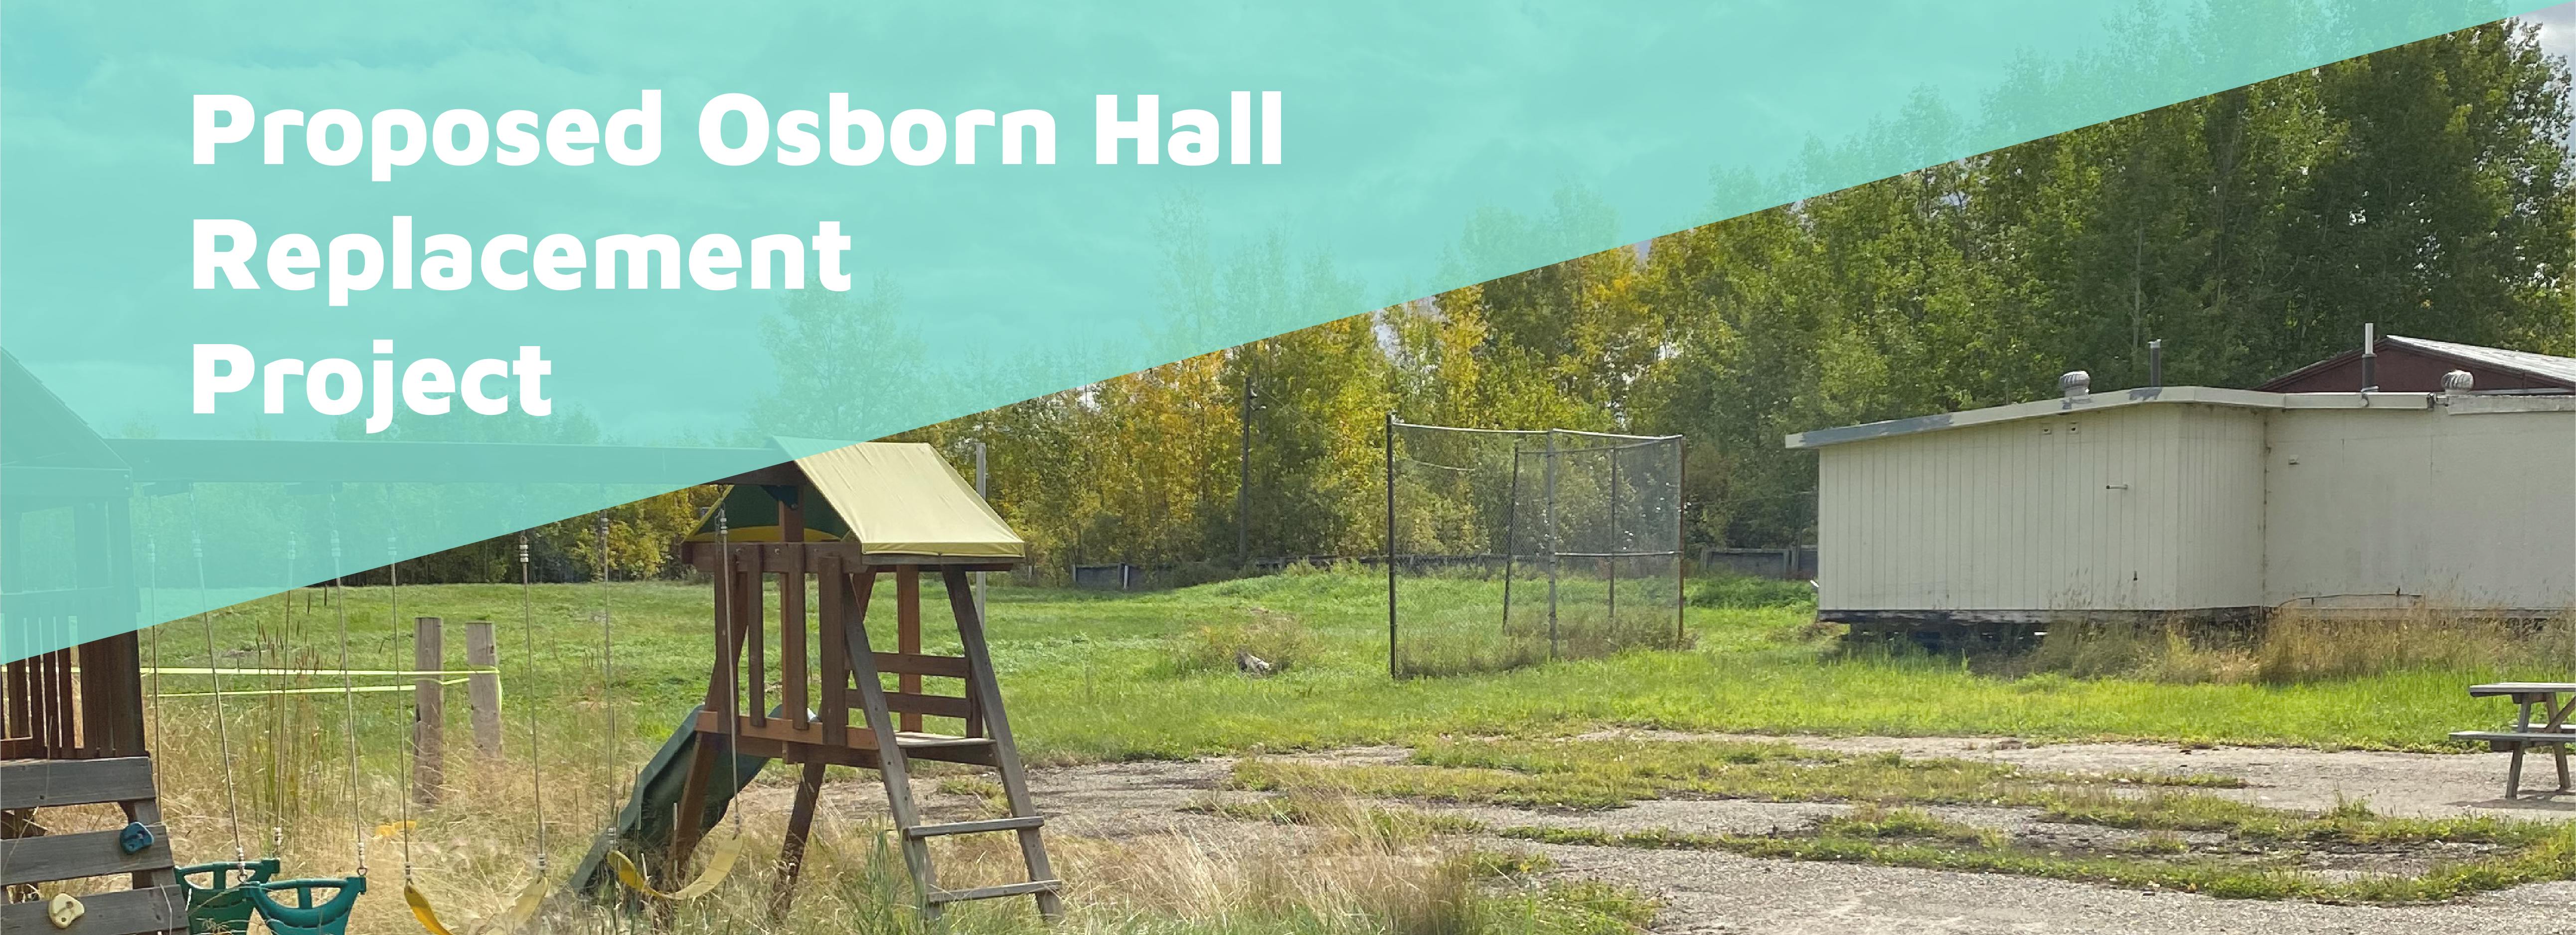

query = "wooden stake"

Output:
[[896, 567, 922, 734], [412, 616, 444, 806]]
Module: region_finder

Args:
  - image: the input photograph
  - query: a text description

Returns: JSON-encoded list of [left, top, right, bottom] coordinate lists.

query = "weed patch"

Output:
[[1237, 738, 2576, 905], [2009, 610, 2576, 686], [1167, 608, 1319, 675]]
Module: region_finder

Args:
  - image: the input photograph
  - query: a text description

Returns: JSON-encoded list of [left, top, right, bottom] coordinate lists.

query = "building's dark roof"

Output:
[[2254, 335, 2576, 394], [2383, 336, 2576, 386]]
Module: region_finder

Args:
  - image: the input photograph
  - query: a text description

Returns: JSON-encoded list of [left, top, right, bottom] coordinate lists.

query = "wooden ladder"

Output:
[[841, 566, 1062, 922]]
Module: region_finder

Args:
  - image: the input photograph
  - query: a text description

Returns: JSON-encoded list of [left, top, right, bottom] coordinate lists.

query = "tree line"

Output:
[[392, 20, 2572, 584], [898, 21, 2573, 574]]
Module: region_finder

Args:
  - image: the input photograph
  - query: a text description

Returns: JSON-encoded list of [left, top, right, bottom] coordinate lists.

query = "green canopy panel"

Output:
[[687, 442, 1025, 561]]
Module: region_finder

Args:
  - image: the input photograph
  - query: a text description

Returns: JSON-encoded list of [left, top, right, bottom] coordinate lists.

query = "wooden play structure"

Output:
[[0, 635, 186, 935], [632, 442, 1062, 920], [3, 350, 187, 934], [9, 360, 1060, 927]]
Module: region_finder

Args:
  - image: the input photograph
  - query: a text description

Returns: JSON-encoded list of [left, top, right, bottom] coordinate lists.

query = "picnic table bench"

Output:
[[2449, 682, 2574, 799]]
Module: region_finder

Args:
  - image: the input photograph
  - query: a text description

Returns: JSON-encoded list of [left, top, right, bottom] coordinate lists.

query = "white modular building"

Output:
[[1785, 379, 2576, 629]]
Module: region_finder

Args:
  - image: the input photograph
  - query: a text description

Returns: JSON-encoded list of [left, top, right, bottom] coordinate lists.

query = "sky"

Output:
[[2534, 3, 2576, 59], [2523, 3, 2576, 140]]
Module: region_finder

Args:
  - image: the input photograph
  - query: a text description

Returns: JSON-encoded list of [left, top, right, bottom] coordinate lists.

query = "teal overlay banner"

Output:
[[1, 0, 2551, 659]]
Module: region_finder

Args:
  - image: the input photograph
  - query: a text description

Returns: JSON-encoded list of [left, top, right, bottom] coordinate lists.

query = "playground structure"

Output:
[[2, 350, 186, 934], [4, 418, 1054, 930], [0, 636, 183, 934], [9, 353, 1068, 930], [572, 441, 1062, 920]]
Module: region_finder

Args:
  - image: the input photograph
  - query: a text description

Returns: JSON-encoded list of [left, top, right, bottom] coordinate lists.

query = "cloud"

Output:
[[2527, 2, 2576, 60]]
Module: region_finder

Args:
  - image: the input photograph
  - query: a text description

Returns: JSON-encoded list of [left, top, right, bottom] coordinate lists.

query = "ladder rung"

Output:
[[906, 815, 1044, 838], [894, 732, 995, 749], [926, 879, 1062, 904]]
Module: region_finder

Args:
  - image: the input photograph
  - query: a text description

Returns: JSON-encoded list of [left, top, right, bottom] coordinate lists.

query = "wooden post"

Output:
[[413, 616, 444, 806], [781, 493, 807, 731], [896, 567, 923, 733], [944, 566, 1065, 921], [75, 633, 146, 758], [770, 760, 828, 920], [465, 621, 502, 756]]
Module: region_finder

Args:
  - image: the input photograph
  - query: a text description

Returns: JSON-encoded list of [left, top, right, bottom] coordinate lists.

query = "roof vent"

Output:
[[2441, 369, 2474, 396], [2060, 370, 2091, 401]]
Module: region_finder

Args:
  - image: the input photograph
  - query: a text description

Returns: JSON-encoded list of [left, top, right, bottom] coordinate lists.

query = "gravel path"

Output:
[[745, 737, 2576, 934], [1580, 730, 2576, 818], [1538, 843, 2576, 935]]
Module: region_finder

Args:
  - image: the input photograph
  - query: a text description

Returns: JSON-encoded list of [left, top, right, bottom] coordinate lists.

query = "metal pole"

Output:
[[1675, 438, 1688, 646], [1499, 446, 1521, 635], [1607, 443, 1619, 627], [974, 439, 989, 623], [1385, 413, 1398, 679], [1543, 430, 1559, 659], [2361, 322, 2378, 392]]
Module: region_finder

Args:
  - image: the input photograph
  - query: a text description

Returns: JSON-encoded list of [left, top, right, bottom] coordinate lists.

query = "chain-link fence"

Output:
[[1386, 419, 1686, 677]]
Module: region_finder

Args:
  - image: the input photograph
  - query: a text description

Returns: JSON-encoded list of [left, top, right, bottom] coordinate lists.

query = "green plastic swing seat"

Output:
[[246, 876, 368, 935], [176, 858, 279, 935]]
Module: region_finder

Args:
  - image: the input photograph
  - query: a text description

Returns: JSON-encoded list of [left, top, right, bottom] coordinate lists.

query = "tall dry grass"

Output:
[[75, 692, 1553, 935], [2012, 608, 2576, 685]]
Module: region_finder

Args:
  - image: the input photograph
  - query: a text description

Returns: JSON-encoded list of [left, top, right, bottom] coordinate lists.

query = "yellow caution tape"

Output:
[[156, 677, 475, 699], [142, 667, 498, 677], [603, 831, 746, 902]]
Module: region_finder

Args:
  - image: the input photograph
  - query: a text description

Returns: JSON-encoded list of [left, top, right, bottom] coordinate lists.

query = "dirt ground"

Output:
[[749, 737, 2576, 935]]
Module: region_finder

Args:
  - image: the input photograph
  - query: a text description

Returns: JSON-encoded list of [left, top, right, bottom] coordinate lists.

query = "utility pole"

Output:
[[1385, 412, 1397, 679], [974, 438, 989, 621], [1237, 346, 1256, 567]]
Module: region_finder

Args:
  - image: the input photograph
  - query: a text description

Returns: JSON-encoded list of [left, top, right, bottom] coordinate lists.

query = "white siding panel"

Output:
[[2263, 407, 2576, 610], [1816, 404, 2263, 613]]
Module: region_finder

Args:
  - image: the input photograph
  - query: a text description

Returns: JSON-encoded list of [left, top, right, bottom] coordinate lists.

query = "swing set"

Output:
[[1, 514, 581, 935], [167, 527, 571, 935]]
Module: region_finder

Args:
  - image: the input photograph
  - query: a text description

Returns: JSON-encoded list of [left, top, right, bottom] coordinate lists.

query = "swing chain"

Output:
[[189, 493, 248, 865], [327, 505, 366, 877], [518, 532, 549, 876], [713, 508, 744, 834], [274, 530, 298, 861]]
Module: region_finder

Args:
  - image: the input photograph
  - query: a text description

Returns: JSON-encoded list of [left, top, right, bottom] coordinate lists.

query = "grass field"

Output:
[[141, 567, 2569, 771], [113, 567, 2571, 931]]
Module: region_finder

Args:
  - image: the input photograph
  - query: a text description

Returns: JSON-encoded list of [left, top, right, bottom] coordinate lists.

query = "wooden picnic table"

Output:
[[2450, 682, 2575, 799]]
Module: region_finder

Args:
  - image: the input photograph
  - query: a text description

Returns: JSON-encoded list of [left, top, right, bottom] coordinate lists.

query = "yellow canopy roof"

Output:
[[794, 442, 1026, 560]]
